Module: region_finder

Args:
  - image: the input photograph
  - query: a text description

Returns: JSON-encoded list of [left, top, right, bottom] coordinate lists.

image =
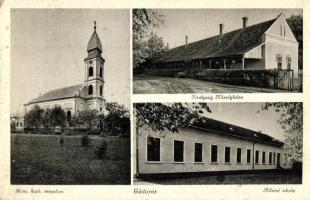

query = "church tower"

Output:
[[84, 21, 105, 111]]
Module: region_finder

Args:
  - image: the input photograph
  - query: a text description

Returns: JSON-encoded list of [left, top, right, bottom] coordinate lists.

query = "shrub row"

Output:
[[193, 69, 277, 88], [145, 68, 277, 88]]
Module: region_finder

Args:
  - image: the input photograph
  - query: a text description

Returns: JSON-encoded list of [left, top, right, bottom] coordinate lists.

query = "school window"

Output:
[[247, 149, 251, 164], [255, 150, 259, 164], [262, 152, 266, 164], [280, 25, 282, 36], [174, 140, 184, 162], [276, 54, 282, 69], [147, 136, 160, 162], [237, 148, 242, 164], [286, 55, 291, 70], [194, 143, 203, 163], [225, 147, 231, 163], [211, 145, 218, 163], [273, 152, 276, 164], [284, 27, 286, 37], [269, 152, 272, 164]]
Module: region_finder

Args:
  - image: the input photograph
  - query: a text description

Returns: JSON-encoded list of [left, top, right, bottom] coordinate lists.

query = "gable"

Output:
[[265, 14, 297, 41], [152, 18, 276, 64]]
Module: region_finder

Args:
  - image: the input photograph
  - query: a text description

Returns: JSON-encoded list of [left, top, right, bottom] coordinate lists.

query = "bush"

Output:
[[94, 140, 108, 159], [88, 129, 101, 135], [81, 135, 89, 146], [59, 137, 64, 145]]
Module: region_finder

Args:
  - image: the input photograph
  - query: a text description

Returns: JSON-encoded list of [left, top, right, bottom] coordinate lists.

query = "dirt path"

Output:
[[133, 76, 292, 94]]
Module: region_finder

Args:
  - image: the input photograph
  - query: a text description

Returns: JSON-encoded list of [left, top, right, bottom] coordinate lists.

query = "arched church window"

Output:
[[67, 111, 71, 122], [88, 85, 93, 95], [100, 85, 103, 96], [100, 67, 103, 78], [89, 67, 93, 77]]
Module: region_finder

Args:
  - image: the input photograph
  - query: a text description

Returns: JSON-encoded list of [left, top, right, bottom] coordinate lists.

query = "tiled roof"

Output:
[[87, 31, 102, 52], [189, 117, 284, 147], [152, 17, 278, 63], [27, 84, 84, 104]]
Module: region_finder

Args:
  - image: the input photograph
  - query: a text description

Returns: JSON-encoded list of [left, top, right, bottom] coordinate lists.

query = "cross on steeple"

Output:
[[94, 20, 96, 31]]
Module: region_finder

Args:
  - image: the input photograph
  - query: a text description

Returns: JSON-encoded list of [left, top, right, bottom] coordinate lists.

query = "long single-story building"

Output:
[[146, 13, 299, 78], [135, 117, 292, 177]]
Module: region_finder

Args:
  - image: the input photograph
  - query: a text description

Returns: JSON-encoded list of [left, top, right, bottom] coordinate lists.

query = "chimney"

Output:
[[219, 24, 224, 35], [242, 17, 248, 28], [185, 35, 188, 45]]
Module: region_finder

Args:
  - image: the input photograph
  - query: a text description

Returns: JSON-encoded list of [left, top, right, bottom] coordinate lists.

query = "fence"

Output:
[[145, 68, 299, 91]]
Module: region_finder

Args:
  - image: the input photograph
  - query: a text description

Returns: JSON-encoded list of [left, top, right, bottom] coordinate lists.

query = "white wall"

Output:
[[136, 127, 292, 175], [264, 15, 299, 77]]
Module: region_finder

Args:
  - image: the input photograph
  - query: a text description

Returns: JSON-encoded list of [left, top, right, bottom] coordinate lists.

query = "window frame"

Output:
[[255, 150, 260, 165], [262, 151, 266, 164], [269, 152, 272, 165], [236, 148, 242, 164], [100, 85, 103, 96], [246, 149, 251, 164], [194, 142, 203, 163], [146, 136, 161, 163], [88, 85, 93, 95], [224, 146, 231, 163], [210, 144, 218, 163], [88, 66, 94, 77], [173, 139, 185, 163], [276, 54, 282, 69]]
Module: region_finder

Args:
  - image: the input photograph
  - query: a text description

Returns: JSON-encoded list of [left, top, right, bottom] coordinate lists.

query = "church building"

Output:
[[24, 22, 105, 120]]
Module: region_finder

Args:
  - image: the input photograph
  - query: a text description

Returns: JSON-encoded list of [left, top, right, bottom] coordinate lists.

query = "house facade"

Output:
[[147, 13, 298, 77], [24, 22, 105, 119], [135, 117, 292, 176]]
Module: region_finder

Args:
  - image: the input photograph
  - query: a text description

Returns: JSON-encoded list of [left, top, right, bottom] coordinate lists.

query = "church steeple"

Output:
[[84, 21, 105, 101], [86, 21, 103, 55]]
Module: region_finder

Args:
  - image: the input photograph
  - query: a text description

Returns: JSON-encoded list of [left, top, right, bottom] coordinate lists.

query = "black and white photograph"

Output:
[[133, 9, 303, 94], [10, 9, 131, 185], [133, 102, 302, 185]]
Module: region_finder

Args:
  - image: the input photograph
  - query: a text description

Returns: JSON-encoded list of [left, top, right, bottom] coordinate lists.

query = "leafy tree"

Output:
[[42, 108, 52, 130], [10, 112, 23, 131], [287, 14, 303, 70], [50, 106, 67, 132], [262, 102, 302, 161], [104, 102, 130, 135], [72, 109, 99, 130], [135, 103, 211, 133], [133, 9, 165, 69], [24, 105, 44, 131]]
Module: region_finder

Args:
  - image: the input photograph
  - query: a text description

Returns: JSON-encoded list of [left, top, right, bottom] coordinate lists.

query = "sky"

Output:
[[154, 9, 302, 48], [204, 103, 284, 141], [11, 9, 130, 113]]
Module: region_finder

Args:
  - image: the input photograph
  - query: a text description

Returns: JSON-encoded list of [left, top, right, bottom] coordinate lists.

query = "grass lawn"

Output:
[[135, 172, 302, 185], [11, 136, 130, 185]]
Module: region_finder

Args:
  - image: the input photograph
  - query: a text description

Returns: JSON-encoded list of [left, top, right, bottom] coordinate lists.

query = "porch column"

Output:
[[200, 60, 202, 69], [223, 58, 226, 70], [241, 56, 245, 69], [209, 60, 212, 69]]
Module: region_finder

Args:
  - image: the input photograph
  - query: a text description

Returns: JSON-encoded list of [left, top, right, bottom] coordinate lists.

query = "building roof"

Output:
[[152, 16, 279, 64], [189, 117, 284, 147], [87, 31, 103, 52], [27, 84, 84, 105]]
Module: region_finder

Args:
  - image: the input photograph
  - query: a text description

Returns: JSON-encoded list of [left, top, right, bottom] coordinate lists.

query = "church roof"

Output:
[[152, 15, 280, 63], [87, 31, 102, 52], [190, 117, 284, 147], [27, 84, 84, 105]]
